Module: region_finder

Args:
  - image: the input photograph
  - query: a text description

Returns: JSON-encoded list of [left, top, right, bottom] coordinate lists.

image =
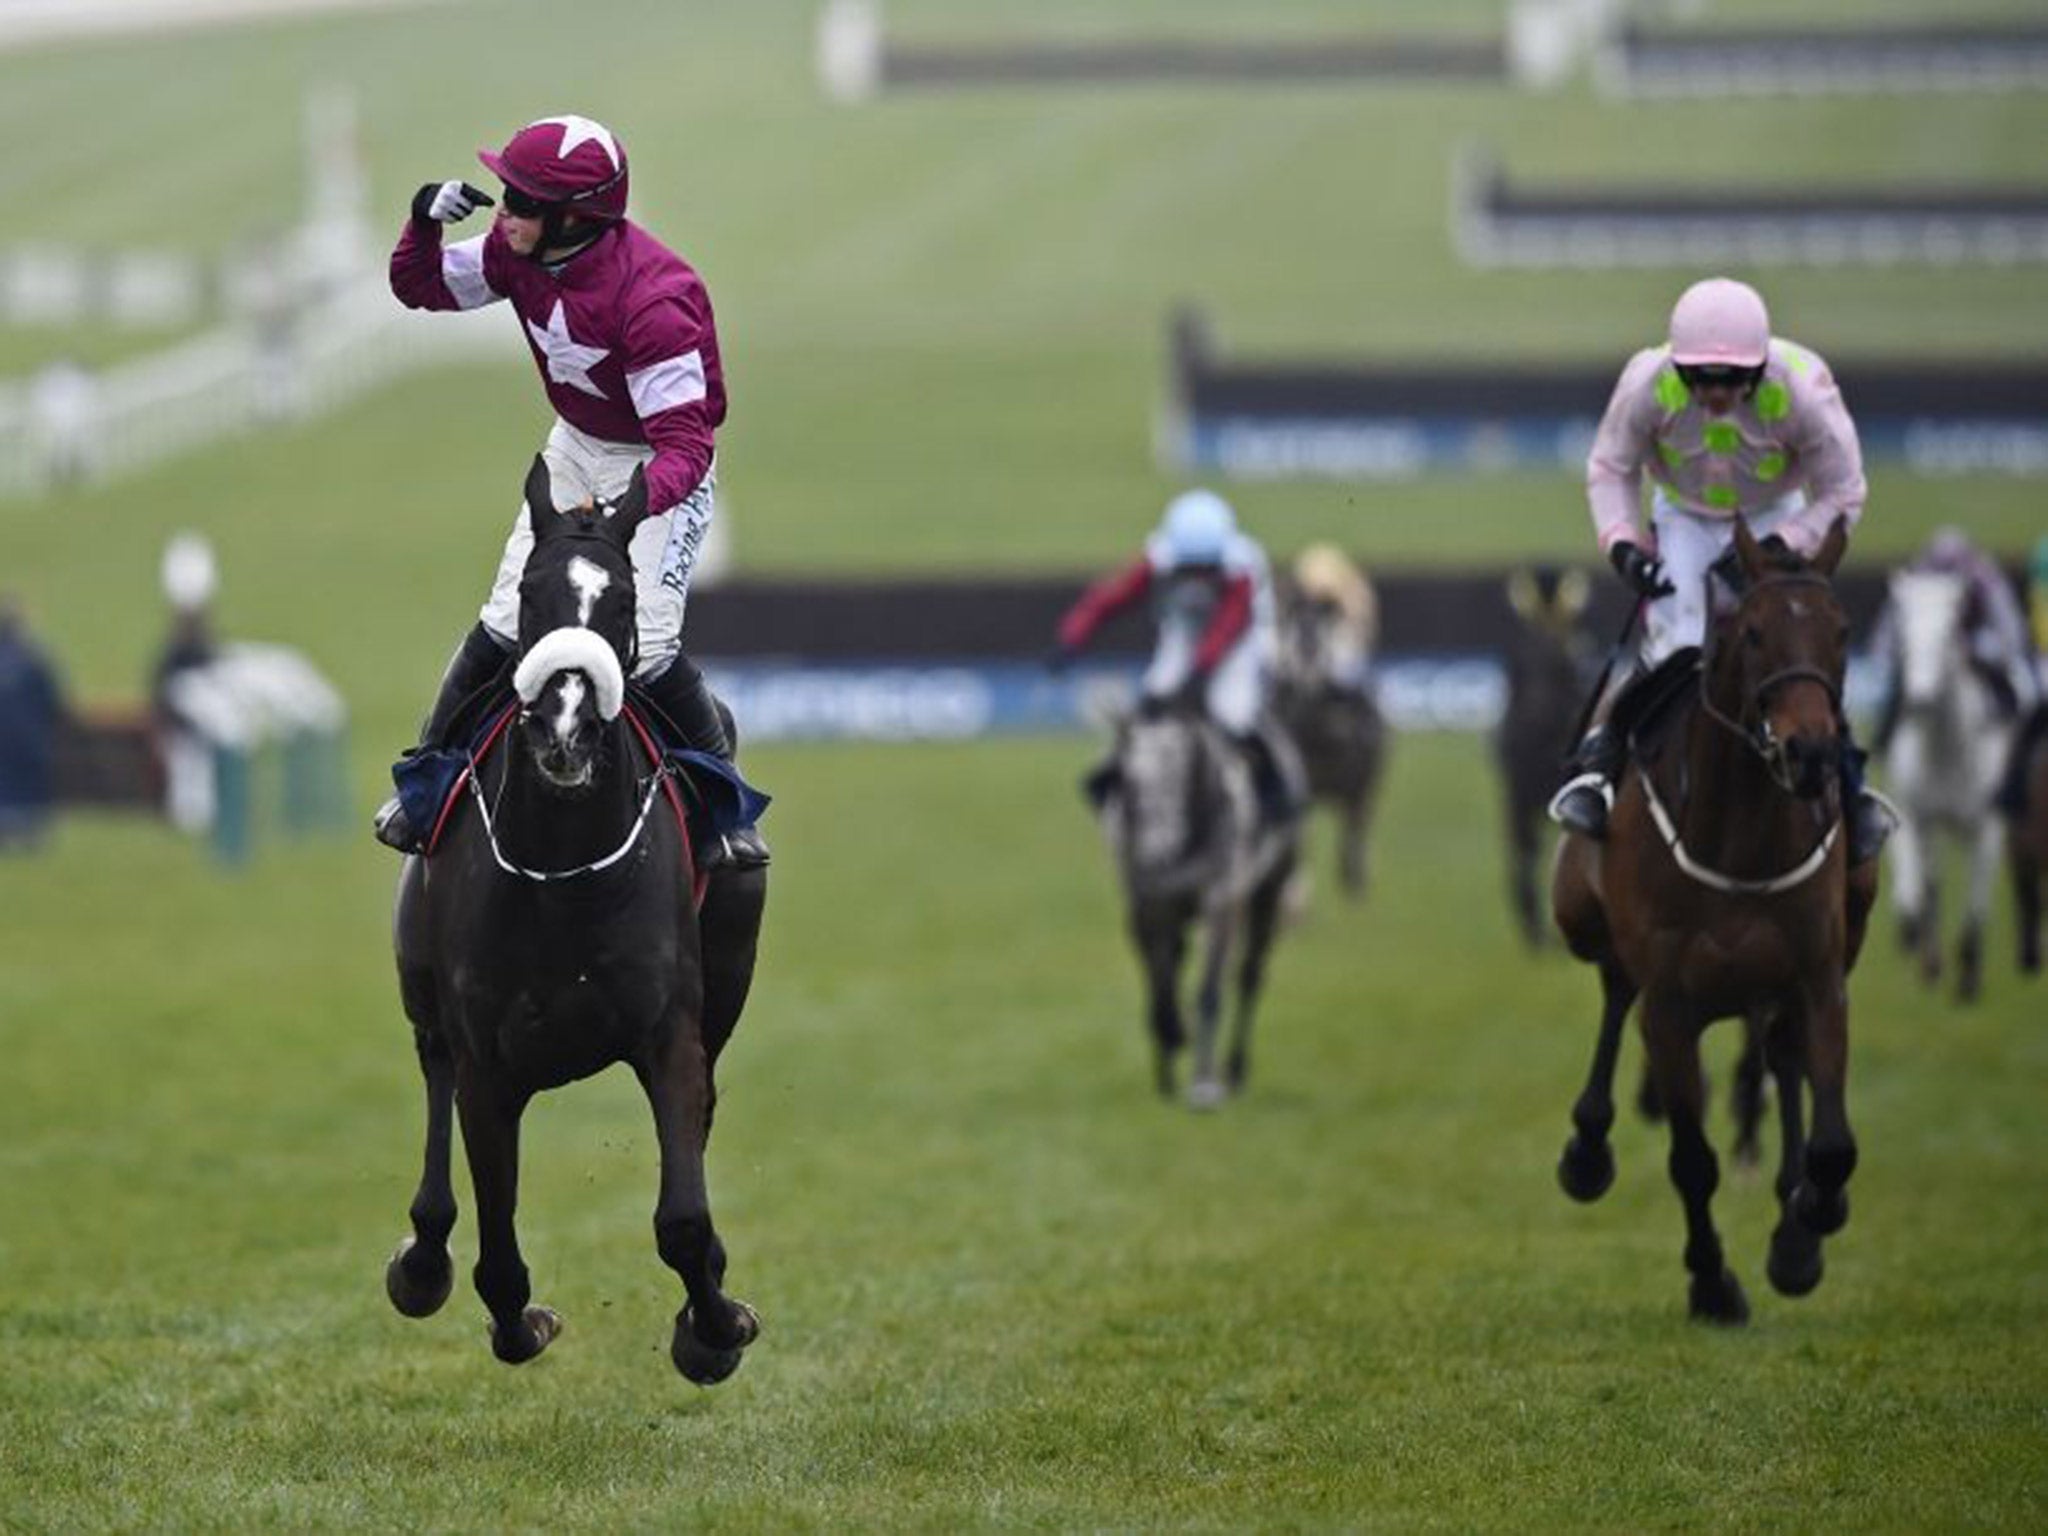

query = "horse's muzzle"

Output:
[[1778, 733, 1840, 799]]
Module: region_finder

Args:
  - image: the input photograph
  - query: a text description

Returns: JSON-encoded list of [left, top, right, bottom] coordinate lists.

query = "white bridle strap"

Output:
[[1639, 770, 1839, 896], [513, 627, 624, 720]]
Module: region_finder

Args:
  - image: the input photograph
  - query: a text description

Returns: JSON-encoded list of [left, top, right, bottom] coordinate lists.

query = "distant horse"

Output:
[[1099, 702, 1298, 1106], [2009, 713, 2048, 976], [1273, 586, 1388, 900], [385, 457, 768, 1383], [1880, 570, 2016, 1002], [1552, 518, 1878, 1325], [1494, 567, 1591, 947]]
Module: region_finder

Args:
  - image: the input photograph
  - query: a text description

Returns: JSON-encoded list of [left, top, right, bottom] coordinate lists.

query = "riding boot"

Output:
[[1233, 730, 1303, 829], [1549, 668, 1648, 840], [373, 623, 513, 852], [641, 653, 770, 871], [1839, 722, 1893, 866]]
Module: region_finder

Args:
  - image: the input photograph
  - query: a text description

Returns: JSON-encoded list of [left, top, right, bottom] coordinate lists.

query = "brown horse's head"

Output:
[[1712, 515, 1851, 800]]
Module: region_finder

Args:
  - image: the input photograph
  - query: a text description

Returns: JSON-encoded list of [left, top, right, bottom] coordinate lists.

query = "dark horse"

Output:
[[1552, 518, 1878, 1324], [2011, 710, 2048, 976], [1494, 566, 1592, 947], [1273, 592, 1387, 900], [1099, 701, 1298, 1107], [385, 457, 768, 1382]]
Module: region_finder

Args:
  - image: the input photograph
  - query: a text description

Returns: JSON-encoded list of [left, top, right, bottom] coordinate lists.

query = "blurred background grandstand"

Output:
[[2, 1, 2044, 1526]]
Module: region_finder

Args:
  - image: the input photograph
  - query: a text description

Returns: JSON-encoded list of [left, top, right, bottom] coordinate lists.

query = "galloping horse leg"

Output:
[[1764, 1015, 1824, 1297], [1958, 816, 2001, 1003], [1226, 860, 1290, 1090], [1132, 898, 1187, 1098], [1558, 960, 1636, 1203], [453, 1068, 560, 1364], [639, 1028, 759, 1386], [1186, 903, 1239, 1110], [1730, 1012, 1770, 1172], [1791, 984, 1858, 1242], [1643, 995, 1748, 1325], [1508, 801, 1543, 948], [1338, 791, 1368, 900], [386, 1027, 458, 1318], [699, 867, 769, 1134]]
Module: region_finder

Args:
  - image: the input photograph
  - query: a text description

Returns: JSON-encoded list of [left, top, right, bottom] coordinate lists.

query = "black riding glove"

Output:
[[1610, 541, 1675, 600], [411, 180, 495, 225]]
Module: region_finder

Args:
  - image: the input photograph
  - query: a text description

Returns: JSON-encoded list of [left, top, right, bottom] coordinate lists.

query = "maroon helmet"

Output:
[[478, 115, 629, 222]]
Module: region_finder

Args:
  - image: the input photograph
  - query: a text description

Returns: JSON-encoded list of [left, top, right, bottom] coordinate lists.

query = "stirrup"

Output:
[[1548, 772, 1614, 837], [1849, 787, 1899, 866]]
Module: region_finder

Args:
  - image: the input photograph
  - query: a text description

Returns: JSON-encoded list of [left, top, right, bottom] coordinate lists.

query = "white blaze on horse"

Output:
[[1880, 570, 2017, 1002]]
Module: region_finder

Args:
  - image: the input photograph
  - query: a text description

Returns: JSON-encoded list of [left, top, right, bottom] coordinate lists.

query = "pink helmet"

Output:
[[478, 115, 629, 222], [1667, 277, 1771, 368]]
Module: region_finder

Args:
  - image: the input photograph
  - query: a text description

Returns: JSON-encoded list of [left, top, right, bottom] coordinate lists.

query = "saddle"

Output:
[[389, 684, 768, 872]]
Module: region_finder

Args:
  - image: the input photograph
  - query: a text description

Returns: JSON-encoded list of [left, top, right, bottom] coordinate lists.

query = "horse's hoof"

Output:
[[1688, 1268, 1751, 1327], [1186, 1077, 1228, 1112], [1556, 1136, 1615, 1203], [489, 1305, 562, 1364], [1767, 1223, 1825, 1298], [385, 1236, 453, 1319], [1793, 1181, 1850, 1237], [672, 1299, 760, 1386]]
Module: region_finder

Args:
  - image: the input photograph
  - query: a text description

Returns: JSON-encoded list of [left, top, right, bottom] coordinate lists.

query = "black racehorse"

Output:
[[1099, 701, 1298, 1106], [385, 457, 768, 1383], [1273, 591, 1388, 900], [1494, 566, 1592, 948]]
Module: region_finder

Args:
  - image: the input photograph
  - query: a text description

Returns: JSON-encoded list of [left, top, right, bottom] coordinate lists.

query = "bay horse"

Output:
[[1880, 569, 2016, 1002], [1552, 517, 1878, 1325], [1098, 701, 1298, 1107], [1273, 587, 1387, 900], [385, 457, 768, 1382], [1494, 566, 1591, 947]]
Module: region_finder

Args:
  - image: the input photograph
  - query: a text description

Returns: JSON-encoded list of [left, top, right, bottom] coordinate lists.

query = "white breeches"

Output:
[[478, 418, 715, 680], [1641, 489, 1804, 667], [1144, 632, 1267, 735]]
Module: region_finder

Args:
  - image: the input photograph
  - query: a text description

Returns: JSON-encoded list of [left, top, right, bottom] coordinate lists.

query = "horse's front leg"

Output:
[[1889, 814, 1939, 980], [1225, 858, 1291, 1091], [1790, 980, 1857, 1243], [1338, 791, 1368, 899], [1131, 898, 1187, 1097], [2014, 840, 2043, 975], [1558, 960, 1636, 1203], [639, 1023, 759, 1386], [453, 1068, 559, 1364], [1957, 814, 2001, 1002], [1763, 1013, 1824, 1298], [1730, 1014, 1770, 1171], [1186, 901, 1240, 1109], [1507, 795, 1544, 948], [1642, 993, 1748, 1326], [386, 1026, 457, 1318]]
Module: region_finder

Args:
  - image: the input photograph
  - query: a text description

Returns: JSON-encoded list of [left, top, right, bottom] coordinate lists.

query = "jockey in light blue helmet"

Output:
[[1159, 488, 1236, 568]]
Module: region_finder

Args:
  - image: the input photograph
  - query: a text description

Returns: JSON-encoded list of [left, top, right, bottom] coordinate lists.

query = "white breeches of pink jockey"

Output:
[[479, 418, 715, 680], [1642, 488, 1804, 667], [1144, 632, 1267, 735]]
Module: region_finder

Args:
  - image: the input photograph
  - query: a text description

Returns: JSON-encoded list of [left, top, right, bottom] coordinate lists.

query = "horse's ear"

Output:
[[524, 455, 558, 540], [1811, 515, 1849, 577], [607, 465, 650, 541], [1731, 514, 1765, 580]]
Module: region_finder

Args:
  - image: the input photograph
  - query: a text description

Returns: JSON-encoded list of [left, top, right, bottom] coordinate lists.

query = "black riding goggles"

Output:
[[499, 183, 553, 218], [1675, 362, 1766, 393]]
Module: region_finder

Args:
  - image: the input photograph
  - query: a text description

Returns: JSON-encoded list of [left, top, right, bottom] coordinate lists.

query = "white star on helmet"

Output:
[[533, 114, 620, 171]]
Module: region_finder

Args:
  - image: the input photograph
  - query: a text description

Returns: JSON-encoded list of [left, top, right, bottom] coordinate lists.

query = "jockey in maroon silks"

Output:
[[372, 115, 765, 868]]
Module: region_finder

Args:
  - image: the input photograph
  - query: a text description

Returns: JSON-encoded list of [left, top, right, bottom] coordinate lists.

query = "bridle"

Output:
[[1696, 570, 1844, 795]]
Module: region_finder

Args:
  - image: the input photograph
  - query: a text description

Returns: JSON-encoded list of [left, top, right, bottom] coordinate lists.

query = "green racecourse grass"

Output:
[[2, 733, 2045, 1530]]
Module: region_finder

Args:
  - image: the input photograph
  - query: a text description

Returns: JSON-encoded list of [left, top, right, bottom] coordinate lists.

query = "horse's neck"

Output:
[[494, 724, 643, 868]]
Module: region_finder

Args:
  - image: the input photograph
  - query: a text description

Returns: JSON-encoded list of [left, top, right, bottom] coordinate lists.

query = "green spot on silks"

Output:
[[1755, 451, 1788, 482], [1703, 422, 1741, 454], [1775, 342, 1812, 375], [1655, 369, 1690, 414], [1754, 381, 1791, 422], [1658, 442, 1686, 471], [1704, 485, 1741, 510]]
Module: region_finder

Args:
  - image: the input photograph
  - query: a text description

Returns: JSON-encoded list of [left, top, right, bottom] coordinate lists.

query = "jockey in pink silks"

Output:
[[1550, 276, 1891, 865], [370, 115, 764, 868]]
